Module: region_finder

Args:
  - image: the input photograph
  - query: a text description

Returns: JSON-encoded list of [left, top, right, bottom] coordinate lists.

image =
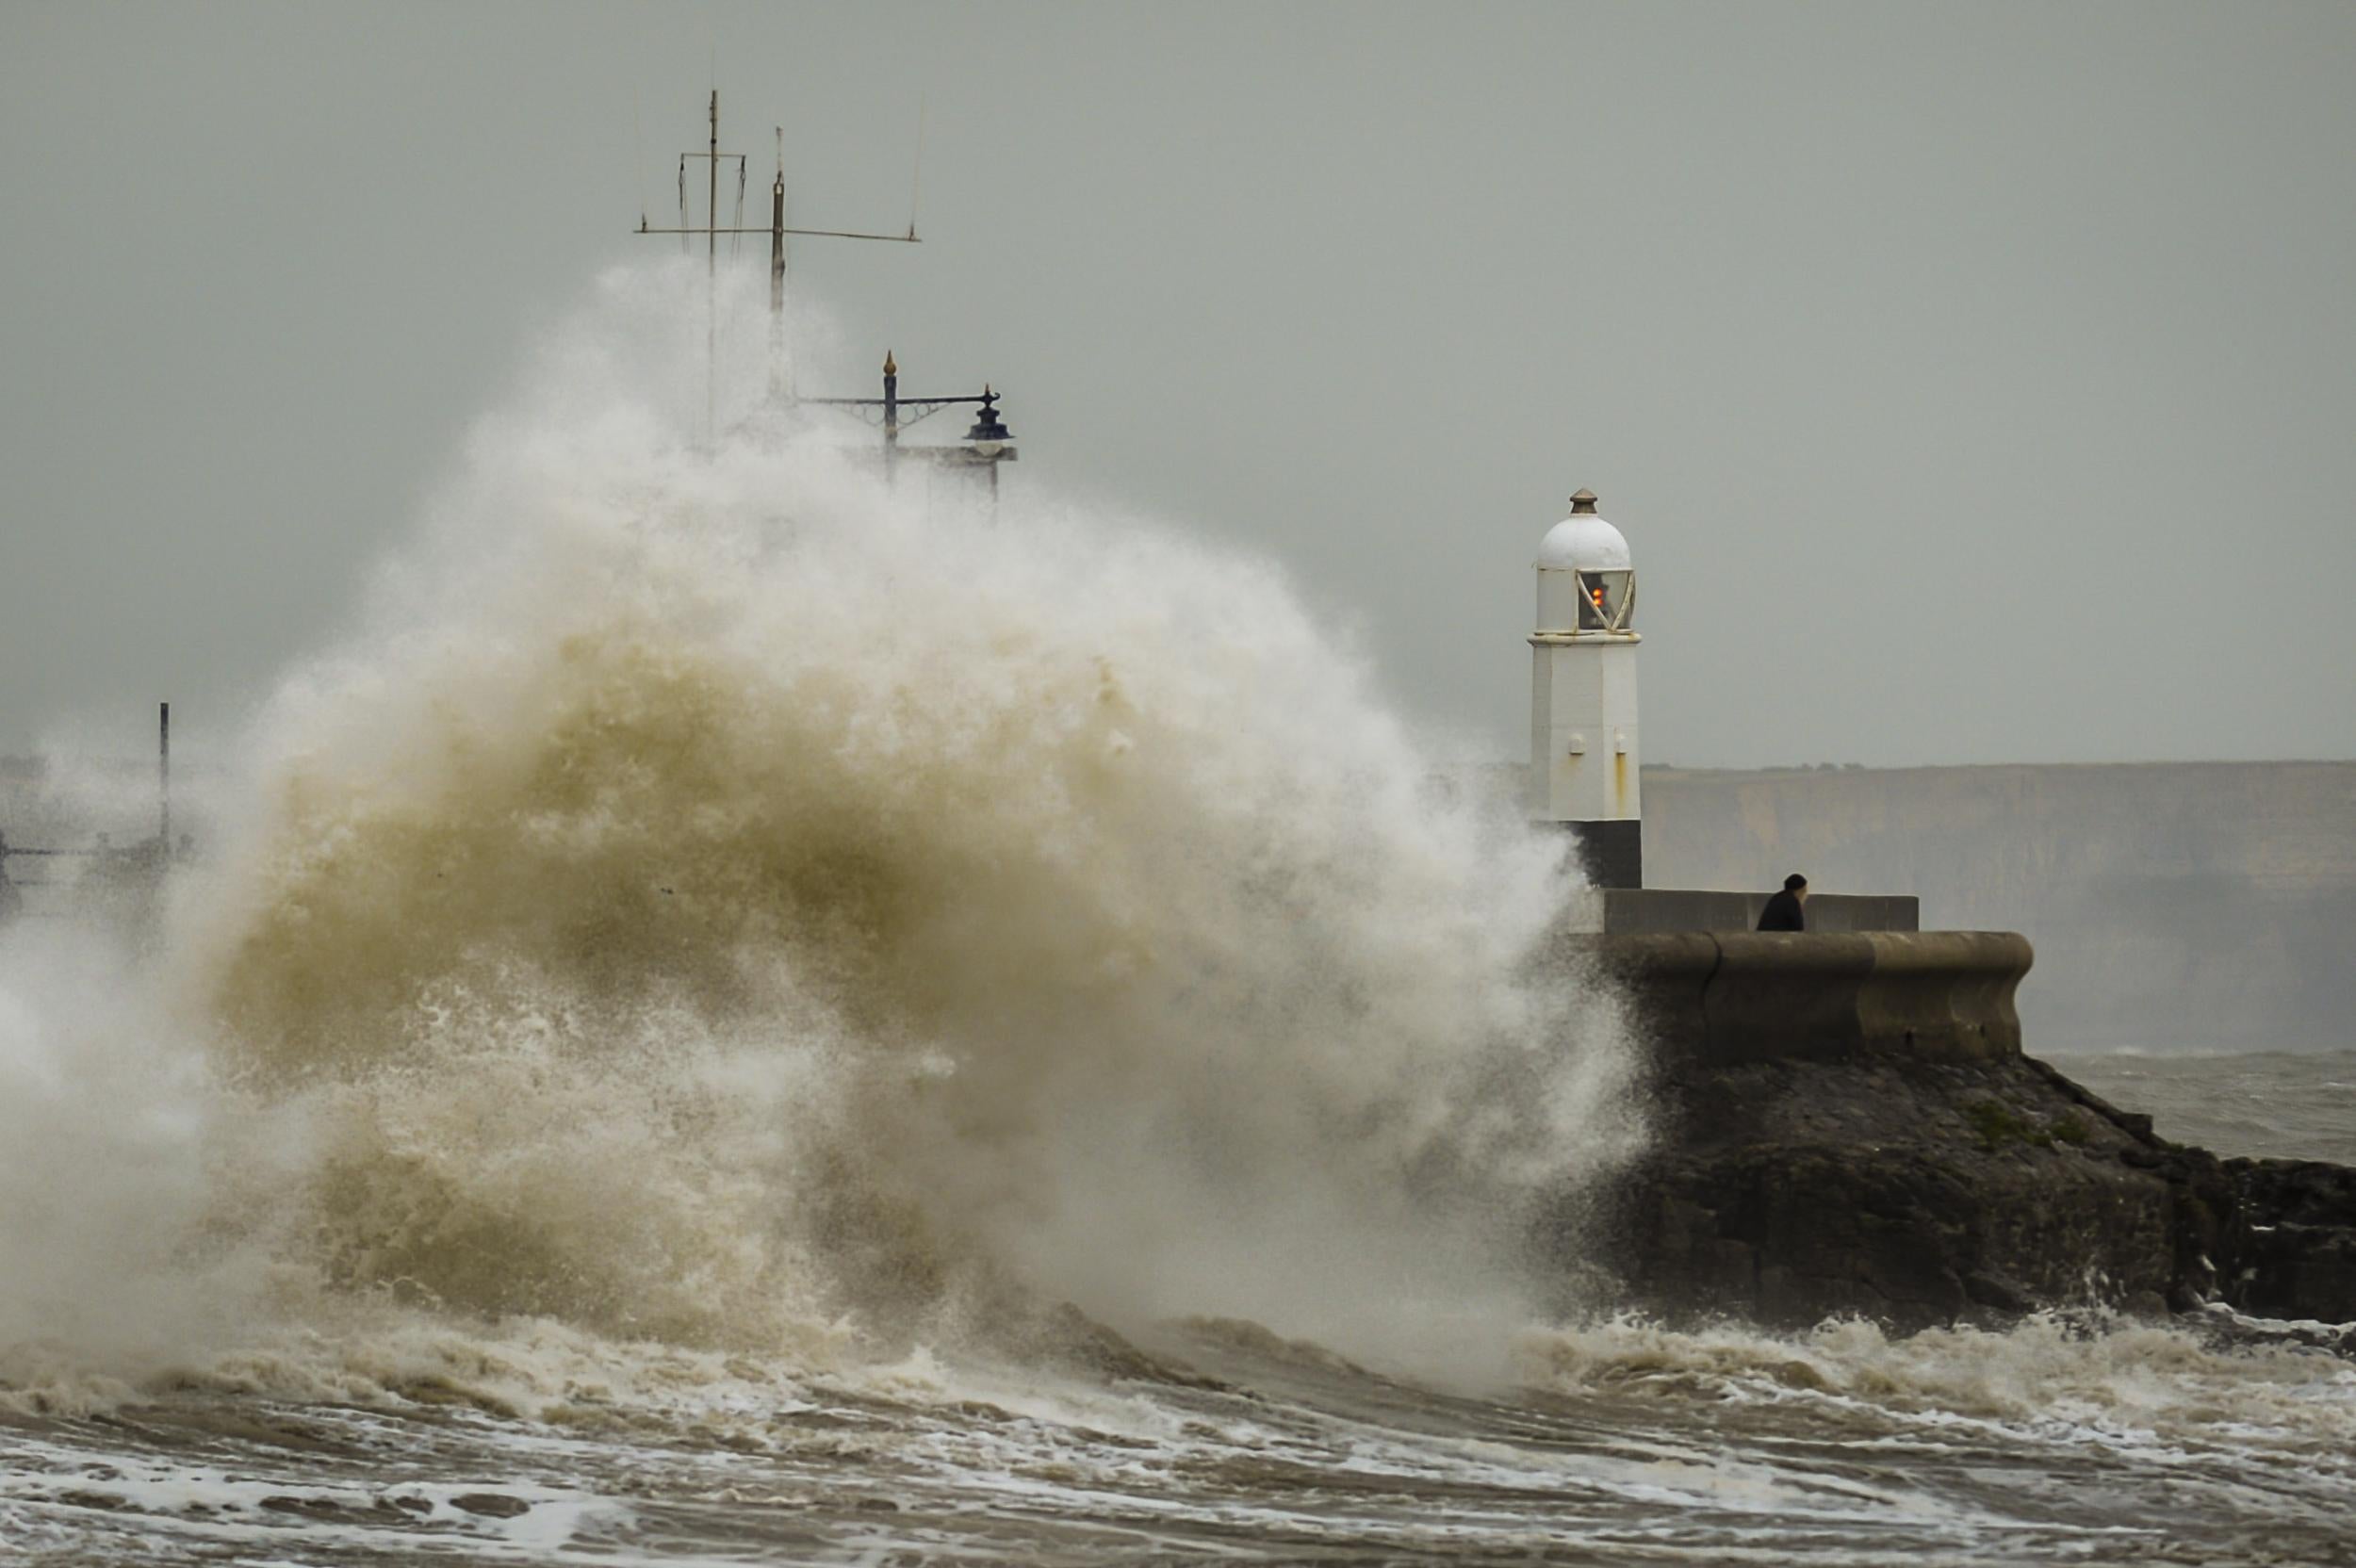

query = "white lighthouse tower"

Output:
[[1530, 489, 1642, 887]]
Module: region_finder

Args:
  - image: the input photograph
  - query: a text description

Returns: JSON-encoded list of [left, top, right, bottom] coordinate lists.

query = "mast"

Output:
[[626, 93, 1013, 502], [634, 95, 920, 433], [706, 90, 719, 438]]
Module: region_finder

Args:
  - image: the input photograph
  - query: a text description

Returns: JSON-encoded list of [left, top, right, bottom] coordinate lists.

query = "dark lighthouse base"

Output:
[[1560, 819, 1642, 890]]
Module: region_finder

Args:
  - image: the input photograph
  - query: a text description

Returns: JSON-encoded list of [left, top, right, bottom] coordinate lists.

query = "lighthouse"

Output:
[[1530, 489, 1642, 888]]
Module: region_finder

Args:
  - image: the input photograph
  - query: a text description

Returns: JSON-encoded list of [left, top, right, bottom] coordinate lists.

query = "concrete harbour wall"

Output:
[[1562, 929, 2033, 1064]]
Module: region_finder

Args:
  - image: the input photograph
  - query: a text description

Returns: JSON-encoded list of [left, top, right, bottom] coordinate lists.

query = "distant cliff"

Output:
[[1638, 761, 2356, 1054]]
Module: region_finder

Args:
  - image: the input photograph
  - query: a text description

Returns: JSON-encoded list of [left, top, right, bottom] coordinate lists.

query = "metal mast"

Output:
[[705, 90, 721, 435], [634, 93, 919, 436]]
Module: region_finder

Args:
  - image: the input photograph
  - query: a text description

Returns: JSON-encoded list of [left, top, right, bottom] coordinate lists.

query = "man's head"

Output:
[[1784, 873, 1808, 902]]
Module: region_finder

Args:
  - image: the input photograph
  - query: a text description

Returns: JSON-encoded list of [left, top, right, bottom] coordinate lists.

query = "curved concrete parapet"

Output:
[[1559, 929, 2034, 1063]]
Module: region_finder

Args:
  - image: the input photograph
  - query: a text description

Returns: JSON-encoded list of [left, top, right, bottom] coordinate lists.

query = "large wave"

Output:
[[0, 266, 1640, 1399]]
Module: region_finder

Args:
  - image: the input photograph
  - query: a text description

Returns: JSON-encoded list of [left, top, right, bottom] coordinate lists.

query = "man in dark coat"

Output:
[[1758, 873, 1808, 931]]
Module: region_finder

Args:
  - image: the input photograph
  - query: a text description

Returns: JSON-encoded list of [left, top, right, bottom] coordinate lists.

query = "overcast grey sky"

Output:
[[4, 1, 2352, 767]]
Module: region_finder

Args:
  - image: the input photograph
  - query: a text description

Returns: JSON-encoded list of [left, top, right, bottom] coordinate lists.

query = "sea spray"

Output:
[[8, 271, 2356, 1568], [0, 924, 225, 1374], [0, 264, 1646, 1382]]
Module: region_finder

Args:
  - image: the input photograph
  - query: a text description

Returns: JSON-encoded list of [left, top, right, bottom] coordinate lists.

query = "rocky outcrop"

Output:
[[1568, 1048, 2356, 1330], [1534, 923, 2356, 1329], [2225, 1156, 2356, 1321]]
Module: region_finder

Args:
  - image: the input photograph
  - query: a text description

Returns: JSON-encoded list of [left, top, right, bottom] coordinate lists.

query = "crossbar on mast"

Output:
[[632, 92, 921, 430]]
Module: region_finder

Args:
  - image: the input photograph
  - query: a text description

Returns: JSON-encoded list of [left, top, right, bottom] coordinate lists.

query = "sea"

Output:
[[4, 272, 2352, 1565], [5, 1049, 2351, 1567]]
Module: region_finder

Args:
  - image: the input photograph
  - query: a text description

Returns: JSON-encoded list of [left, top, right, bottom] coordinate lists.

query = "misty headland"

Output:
[[1644, 759, 2356, 1060]]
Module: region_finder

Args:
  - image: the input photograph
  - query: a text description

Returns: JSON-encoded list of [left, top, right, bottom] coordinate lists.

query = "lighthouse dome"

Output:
[[1535, 490, 1630, 571], [1534, 489, 1636, 634]]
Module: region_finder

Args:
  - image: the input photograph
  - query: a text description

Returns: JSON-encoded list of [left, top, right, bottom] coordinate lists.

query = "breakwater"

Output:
[[1559, 925, 2355, 1329]]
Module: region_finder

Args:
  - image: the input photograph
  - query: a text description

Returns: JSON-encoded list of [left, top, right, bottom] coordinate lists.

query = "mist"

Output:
[[5, 2, 2354, 769], [1639, 761, 2356, 1056]]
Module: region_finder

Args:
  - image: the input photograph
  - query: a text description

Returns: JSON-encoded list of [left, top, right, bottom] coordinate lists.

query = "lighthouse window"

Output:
[[1578, 570, 1634, 630]]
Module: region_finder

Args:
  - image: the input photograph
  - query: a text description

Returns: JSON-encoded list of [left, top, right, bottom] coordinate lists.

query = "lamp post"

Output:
[[804, 353, 1018, 512], [964, 387, 1011, 506]]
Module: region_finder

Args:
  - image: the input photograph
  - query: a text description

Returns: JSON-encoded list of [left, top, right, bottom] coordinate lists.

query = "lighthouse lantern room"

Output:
[[1531, 488, 1643, 888]]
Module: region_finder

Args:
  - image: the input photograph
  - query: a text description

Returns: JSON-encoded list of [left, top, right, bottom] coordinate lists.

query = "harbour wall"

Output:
[[1550, 927, 2355, 1329], [1562, 929, 2032, 1065]]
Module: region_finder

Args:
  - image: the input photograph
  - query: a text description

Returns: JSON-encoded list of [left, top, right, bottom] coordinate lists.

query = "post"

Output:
[[769, 128, 789, 402], [158, 700, 171, 858], [882, 351, 900, 483]]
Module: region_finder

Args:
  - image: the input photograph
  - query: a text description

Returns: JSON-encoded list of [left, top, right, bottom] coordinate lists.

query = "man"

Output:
[[1758, 873, 1808, 931]]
